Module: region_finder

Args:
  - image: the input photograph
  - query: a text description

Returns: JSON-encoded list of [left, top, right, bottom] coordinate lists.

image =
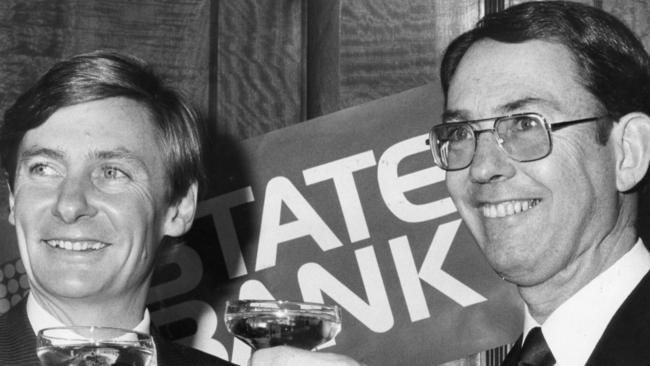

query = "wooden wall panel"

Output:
[[215, 0, 305, 139], [306, 0, 341, 118], [337, 0, 480, 111], [0, 0, 210, 117]]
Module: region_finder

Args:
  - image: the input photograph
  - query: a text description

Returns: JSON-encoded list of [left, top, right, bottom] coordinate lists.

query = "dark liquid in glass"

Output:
[[226, 312, 340, 350]]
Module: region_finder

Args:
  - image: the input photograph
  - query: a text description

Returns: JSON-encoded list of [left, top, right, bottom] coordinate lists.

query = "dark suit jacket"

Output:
[[502, 269, 650, 366], [0, 299, 234, 366]]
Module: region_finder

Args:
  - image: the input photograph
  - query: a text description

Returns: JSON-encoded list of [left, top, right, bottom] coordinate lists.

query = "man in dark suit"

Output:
[[0, 51, 233, 365], [430, 1, 650, 365], [240, 2, 650, 366]]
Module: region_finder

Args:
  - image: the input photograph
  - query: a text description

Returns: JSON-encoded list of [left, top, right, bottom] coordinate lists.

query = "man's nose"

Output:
[[468, 132, 516, 183], [52, 176, 98, 223]]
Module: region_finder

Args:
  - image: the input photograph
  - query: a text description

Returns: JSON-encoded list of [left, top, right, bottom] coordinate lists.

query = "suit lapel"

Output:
[[586, 269, 650, 365], [0, 299, 40, 365], [500, 336, 522, 366]]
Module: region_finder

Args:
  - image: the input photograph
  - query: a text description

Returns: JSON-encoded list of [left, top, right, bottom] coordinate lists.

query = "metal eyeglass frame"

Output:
[[427, 112, 603, 171]]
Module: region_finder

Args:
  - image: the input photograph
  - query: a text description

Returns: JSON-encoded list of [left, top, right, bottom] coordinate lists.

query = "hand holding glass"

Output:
[[224, 300, 341, 351], [36, 326, 155, 366]]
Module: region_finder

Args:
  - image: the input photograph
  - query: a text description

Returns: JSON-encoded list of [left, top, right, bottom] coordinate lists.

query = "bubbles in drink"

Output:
[[37, 343, 153, 366]]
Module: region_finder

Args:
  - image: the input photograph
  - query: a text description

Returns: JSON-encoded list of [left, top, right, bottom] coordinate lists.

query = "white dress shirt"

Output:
[[522, 239, 650, 366]]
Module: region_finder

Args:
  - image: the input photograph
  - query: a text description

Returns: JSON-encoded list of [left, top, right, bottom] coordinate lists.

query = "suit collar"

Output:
[[0, 298, 40, 365], [586, 267, 650, 365]]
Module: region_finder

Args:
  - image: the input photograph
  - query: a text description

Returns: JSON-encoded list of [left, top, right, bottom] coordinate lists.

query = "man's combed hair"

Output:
[[440, 1, 650, 126], [0, 50, 206, 204]]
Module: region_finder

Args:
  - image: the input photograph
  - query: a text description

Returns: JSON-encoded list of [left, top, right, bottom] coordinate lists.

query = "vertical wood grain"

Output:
[[306, 0, 342, 118], [0, 0, 210, 118], [337, 0, 480, 111], [215, 0, 305, 139]]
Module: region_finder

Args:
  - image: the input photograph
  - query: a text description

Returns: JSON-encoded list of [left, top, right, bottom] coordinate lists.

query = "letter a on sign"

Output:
[[256, 176, 343, 271]]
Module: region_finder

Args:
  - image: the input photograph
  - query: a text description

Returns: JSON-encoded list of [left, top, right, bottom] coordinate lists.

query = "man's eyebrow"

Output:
[[498, 97, 560, 113], [92, 148, 150, 171], [19, 147, 65, 161], [93, 148, 140, 161], [19, 146, 148, 169], [441, 109, 470, 122]]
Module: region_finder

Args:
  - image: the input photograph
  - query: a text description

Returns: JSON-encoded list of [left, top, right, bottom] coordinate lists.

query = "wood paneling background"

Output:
[[336, 0, 478, 111], [0, 0, 210, 118], [216, 0, 305, 137]]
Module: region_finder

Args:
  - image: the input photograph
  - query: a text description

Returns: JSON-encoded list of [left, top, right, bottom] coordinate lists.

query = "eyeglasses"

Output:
[[428, 113, 602, 171]]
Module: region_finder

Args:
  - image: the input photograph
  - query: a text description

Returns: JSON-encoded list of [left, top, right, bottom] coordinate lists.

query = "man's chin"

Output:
[[492, 262, 551, 287], [483, 247, 542, 283], [33, 277, 108, 301]]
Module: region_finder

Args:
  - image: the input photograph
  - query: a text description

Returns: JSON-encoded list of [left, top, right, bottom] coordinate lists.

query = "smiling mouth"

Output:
[[44, 239, 109, 252], [480, 199, 541, 218]]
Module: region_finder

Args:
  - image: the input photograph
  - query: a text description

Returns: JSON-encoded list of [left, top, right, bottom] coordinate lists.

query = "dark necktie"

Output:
[[518, 327, 555, 366]]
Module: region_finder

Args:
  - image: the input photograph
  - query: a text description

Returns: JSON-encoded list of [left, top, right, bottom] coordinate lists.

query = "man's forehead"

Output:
[[443, 97, 564, 122], [445, 39, 591, 119], [15, 98, 165, 167]]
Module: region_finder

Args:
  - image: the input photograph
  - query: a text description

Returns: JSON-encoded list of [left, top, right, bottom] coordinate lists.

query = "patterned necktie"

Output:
[[518, 327, 555, 366]]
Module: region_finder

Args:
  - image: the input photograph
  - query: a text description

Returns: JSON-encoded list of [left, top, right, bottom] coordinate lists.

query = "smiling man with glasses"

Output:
[[435, 1, 650, 365], [230, 2, 650, 366]]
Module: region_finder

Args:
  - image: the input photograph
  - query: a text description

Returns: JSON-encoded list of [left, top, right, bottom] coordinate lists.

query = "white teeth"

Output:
[[481, 199, 540, 218], [44, 240, 108, 252]]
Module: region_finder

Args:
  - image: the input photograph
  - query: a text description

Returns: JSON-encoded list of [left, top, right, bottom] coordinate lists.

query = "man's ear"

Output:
[[163, 182, 198, 237], [612, 112, 650, 191], [7, 182, 15, 226]]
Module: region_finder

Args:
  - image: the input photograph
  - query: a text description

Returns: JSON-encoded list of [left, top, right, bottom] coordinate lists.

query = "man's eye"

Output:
[[28, 163, 59, 177], [448, 126, 472, 142], [513, 116, 540, 131], [102, 166, 129, 180]]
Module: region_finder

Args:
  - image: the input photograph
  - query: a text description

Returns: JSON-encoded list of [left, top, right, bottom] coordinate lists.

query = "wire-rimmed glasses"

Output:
[[428, 112, 602, 171]]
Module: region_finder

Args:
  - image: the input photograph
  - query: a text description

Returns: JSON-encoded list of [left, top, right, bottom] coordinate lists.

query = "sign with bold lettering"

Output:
[[0, 83, 522, 365], [146, 83, 522, 365]]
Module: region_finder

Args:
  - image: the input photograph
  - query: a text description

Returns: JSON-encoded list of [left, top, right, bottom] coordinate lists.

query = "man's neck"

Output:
[[519, 216, 638, 323], [29, 290, 148, 329]]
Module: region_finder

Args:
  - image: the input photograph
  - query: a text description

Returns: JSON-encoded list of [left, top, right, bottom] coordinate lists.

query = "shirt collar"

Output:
[[523, 239, 650, 366], [26, 293, 151, 336]]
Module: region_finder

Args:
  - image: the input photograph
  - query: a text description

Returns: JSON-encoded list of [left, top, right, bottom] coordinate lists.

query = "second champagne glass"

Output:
[[224, 299, 341, 351]]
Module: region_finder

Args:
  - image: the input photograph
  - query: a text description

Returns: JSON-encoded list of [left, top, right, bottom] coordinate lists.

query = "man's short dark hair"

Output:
[[440, 0, 650, 143], [0, 50, 205, 204]]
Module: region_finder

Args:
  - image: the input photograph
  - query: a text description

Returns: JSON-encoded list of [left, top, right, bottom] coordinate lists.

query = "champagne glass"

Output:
[[36, 326, 155, 366], [224, 299, 342, 351]]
